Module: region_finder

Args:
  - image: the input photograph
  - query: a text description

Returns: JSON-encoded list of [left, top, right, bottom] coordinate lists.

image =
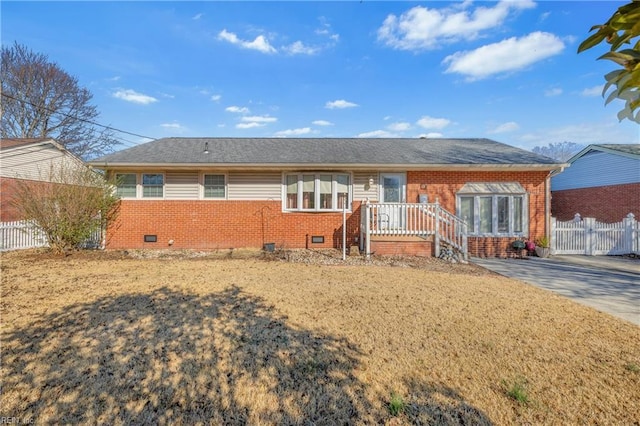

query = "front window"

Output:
[[203, 174, 225, 198], [284, 173, 351, 212], [142, 174, 164, 198], [115, 173, 136, 198], [458, 193, 527, 236]]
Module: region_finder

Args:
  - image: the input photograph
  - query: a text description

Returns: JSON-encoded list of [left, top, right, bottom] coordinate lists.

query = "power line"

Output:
[[1, 92, 157, 142]]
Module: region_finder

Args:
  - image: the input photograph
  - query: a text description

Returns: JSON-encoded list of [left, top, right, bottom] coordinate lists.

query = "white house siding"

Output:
[[165, 172, 199, 199], [227, 172, 281, 200], [552, 151, 640, 191], [0, 144, 78, 181], [353, 172, 378, 201]]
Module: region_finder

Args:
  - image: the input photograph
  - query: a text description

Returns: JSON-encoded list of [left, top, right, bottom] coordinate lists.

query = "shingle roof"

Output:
[[0, 138, 52, 151], [90, 137, 560, 168], [567, 143, 640, 163], [592, 144, 640, 157]]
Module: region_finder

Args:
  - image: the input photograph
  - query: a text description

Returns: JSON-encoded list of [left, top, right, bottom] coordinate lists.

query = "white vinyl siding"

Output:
[[165, 172, 199, 199], [227, 172, 281, 200], [552, 150, 640, 191], [0, 143, 85, 182], [353, 172, 378, 201]]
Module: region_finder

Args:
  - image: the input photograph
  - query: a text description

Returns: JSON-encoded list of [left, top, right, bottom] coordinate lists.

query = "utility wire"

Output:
[[1, 92, 157, 143]]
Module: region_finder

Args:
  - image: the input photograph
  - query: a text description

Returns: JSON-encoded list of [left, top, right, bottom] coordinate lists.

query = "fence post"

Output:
[[584, 217, 596, 256], [624, 213, 636, 254], [550, 217, 557, 255]]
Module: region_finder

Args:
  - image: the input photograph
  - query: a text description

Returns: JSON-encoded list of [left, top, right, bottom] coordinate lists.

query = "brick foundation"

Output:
[[107, 200, 363, 250]]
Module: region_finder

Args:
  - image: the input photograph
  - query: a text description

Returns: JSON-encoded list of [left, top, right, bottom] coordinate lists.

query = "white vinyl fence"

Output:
[[0, 220, 103, 252], [552, 213, 639, 256]]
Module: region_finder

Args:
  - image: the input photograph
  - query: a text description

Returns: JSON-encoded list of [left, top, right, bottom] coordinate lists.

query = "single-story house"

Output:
[[551, 144, 640, 223], [89, 137, 564, 258], [0, 138, 87, 222]]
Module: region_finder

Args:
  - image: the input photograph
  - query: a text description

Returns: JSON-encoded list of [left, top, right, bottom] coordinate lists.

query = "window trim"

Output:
[[141, 173, 165, 199], [115, 173, 138, 199], [282, 172, 352, 212], [200, 172, 228, 199], [457, 193, 528, 237]]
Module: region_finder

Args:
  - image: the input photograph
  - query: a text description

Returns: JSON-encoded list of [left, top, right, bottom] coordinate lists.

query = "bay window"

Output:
[[284, 173, 351, 212], [457, 183, 527, 236]]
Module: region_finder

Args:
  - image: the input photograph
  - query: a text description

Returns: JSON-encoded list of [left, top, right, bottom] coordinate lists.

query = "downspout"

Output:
[[546, 164, 567, 241]]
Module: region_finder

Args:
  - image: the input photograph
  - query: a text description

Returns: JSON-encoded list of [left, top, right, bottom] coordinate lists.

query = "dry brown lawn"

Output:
[[1, 249, 639, 425]]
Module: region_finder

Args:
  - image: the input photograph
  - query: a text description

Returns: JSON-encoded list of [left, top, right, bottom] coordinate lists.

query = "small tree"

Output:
[[12, 162, 120, 254], [532, 141, 584, 161]]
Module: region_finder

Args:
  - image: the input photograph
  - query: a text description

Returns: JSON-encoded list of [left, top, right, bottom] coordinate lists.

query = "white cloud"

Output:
[[356, 130, 398, 138], [218, 29, 277, 54], [581, 85, 603, 97], [283, 41, 319, 55], [325, 99, 358, 109], [443, 32, 564, 80], [489, 121, 520, 134], [387, 122, 411, 132], [316, 17, 340, 42], [378, 0, 535, 51], [312, 120, 333, 126], [225, 106, 250, 114], [545, 87, 563, 97], [275, 127, 312, 137], [418, 132, 444, 138], [160, 122, 187, 133], [517, 121, 636, 149], [416, 115, 451, 130], [241, 115, 277, 123], [192, 13, 203, 20], [113, 89, 158, 105], [236, 122, 264, 129], [211, 94, 222, 102]]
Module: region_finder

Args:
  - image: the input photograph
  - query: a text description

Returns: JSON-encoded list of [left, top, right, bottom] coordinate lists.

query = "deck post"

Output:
[[434, 199, 440, 258], [365, 201, 371, 259]]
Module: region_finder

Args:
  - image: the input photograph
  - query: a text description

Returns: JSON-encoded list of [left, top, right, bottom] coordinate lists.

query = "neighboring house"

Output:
[[551, 144, 640, 223], [0, 138, 86, 221], [89, 137, 564, 258]]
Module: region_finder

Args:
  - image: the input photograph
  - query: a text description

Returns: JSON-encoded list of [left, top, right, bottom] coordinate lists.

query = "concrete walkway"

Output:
[[472, 255, 640, 326]]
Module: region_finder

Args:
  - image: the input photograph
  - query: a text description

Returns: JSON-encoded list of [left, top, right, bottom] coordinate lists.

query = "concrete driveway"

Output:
[[472, 255, 640, 326]]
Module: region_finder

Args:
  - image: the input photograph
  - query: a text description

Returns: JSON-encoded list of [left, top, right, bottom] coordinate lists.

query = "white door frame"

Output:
[[379, 173, 406, 229]]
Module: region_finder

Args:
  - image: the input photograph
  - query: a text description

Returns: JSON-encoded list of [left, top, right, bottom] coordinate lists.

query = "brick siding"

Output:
[[552, 183, 640, 223], [0, 177, 57, 222]]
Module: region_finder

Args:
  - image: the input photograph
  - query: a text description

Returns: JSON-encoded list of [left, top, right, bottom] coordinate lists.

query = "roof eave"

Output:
[[88, 161, 565, 172]]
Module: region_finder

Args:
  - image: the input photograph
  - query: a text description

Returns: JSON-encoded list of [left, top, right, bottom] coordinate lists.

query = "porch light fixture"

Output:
[[368, 176, 374, 186]]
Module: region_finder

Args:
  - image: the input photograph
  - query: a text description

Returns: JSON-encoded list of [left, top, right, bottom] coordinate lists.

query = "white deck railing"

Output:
[[360, 202, 468, 258]]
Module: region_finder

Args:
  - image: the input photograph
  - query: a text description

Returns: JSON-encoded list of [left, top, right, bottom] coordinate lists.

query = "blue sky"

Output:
[[2, 1, 638, 151]]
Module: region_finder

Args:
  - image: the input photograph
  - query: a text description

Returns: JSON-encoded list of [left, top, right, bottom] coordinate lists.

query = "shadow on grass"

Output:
[[2, 286, 372, 423], [402, 378, 493, 425], [2, 285, 493, 424]]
